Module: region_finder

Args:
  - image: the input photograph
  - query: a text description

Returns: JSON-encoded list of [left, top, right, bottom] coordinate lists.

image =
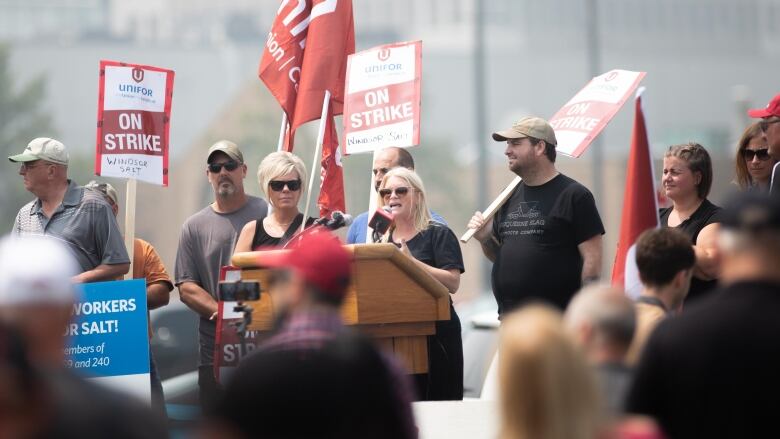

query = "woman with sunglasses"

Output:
[[734, 122, 777, 192], [375, 167, 464, 401], [235, 151, 315, 252], [660, 142, 722, 305]]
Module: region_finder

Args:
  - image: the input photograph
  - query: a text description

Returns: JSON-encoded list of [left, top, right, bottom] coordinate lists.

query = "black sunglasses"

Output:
[[269, 179, 302, 191], [207, 160, 241, 173], [742, 148, 771, 161], [379, 186, 410, 198], [759, 119, 780, 133]]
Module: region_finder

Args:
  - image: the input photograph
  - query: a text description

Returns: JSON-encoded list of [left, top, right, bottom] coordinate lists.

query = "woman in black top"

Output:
[[235, 151, 315, 252], [660, 142, 722, 303], [375, 167, 464, 401]]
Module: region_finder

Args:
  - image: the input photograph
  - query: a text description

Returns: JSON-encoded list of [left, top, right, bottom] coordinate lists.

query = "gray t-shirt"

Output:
[[174, 195, 268, 366], [13, 180, 130, 272]]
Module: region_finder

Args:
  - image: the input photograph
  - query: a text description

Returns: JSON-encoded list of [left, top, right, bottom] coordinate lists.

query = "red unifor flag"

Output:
[[611, 88, 660, 298], [259, 0, 355, 150], [317, 103, 345, 217]]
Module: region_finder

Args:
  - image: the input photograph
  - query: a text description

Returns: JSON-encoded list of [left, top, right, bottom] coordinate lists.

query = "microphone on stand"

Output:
[[368, 206, 394, 242]]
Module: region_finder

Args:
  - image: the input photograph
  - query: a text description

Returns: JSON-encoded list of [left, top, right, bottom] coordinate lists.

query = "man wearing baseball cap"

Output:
[[467, 116, 605, 316], [174, 139, 268, 411], [8, 137, 129, 282], [212, 231, 416, 439], [627, 192, 780, 437], [748, 93, 780, 196]]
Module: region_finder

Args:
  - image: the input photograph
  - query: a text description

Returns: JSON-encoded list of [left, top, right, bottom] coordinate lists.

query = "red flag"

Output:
[[611, 89, 659, 298], [317, 103, 345, 217], [259, 0, 355, 147]]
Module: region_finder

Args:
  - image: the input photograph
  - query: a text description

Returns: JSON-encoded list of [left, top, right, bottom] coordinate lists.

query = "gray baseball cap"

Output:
[[8, 137, 69, 165], [492, 116, 558, 146], [207, 140, 243, 163]]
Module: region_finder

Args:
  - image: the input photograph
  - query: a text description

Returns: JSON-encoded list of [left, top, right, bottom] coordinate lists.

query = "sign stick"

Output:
[[301, 90, 331, 231], [124, 179, 137, 278], [363, 148, 381, 243], [460, 176, 522, 243], [276, 112, 288, 152]]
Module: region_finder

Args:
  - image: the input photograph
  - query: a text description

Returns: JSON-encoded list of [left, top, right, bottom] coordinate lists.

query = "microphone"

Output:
[[324, 211, 353, 230], [368, 206, 394, 236]]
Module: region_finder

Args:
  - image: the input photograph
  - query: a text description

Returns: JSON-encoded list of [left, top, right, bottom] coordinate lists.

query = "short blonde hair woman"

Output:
[[234, 151, 314, 252], [374, 167, 464, 400], [499, 304, 602, 439]]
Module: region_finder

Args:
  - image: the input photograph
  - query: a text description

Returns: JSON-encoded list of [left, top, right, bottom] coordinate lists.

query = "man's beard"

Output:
[[217, 179, 236, 197]]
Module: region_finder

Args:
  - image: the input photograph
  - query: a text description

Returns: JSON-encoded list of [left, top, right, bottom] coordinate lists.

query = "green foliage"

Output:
[[0, 44, 56, 230]]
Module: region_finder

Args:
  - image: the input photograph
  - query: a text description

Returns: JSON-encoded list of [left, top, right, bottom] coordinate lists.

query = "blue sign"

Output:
[[65, 279, 149, 378]]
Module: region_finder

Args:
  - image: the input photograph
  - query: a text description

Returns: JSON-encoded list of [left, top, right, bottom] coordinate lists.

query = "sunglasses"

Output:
[[743, 148, 771, 161], [379, 186, 410, 198], [269, 179, 302, 191], [759, 119, 780, 133], [207, 160, 241, 173]]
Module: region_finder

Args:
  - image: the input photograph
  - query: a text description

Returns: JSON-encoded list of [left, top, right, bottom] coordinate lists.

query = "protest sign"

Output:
[[65, 279, 150, 402], [549, 69, 646, 157], [343, 40, 422, 154], [95, 60, 174, 186]]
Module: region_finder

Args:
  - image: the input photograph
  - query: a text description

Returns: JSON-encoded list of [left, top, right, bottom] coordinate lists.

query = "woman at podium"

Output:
[[375, 167, 464, 400], [235, 151, 316, 252]]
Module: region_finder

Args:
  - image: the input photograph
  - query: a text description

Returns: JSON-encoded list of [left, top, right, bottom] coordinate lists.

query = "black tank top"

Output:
[[659, 199, 723, 304], [251, 213, 316, 249]]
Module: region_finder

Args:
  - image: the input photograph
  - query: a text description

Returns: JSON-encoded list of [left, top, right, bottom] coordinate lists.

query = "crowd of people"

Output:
[[0, 91, 779, 438]]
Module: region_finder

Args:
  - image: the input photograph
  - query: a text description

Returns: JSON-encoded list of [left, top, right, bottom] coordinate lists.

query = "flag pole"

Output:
[[276, 112, 288, 152], [301, 90, 331, 231]]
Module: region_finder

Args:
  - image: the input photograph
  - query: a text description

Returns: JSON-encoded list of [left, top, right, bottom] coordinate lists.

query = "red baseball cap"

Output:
[[747, 93, 780, 118], [256, 231, 352, 298]]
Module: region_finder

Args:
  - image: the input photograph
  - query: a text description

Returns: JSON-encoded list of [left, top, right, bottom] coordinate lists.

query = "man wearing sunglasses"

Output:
[[748, 93, 780, 196], [468, 116, 605, 317], [175, 140, 268, 411], [8, 137, 130, 283]]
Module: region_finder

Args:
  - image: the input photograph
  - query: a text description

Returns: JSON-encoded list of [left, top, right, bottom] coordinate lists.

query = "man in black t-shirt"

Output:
[[747, 93, 780, 196], [468, 116, 605, 315]]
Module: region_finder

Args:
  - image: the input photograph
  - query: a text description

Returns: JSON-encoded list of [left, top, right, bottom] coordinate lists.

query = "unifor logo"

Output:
[[604, 71, 618, 82], [132, 68, 144, 83], [377, 48, 391, 62]]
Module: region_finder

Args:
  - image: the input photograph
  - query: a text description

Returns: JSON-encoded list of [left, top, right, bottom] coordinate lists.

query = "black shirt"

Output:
[[659, 199, 723, 303], [491, 174, 604, 314], [627, 280, 780, 439], [389, 222, 465, 274], [251, 213, 316, 249]]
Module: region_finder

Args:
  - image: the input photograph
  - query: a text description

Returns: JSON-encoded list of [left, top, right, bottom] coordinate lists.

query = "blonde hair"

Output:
[[734, 122, 773, 190], [376, 167, 432, 237], [499, 305, 602, 439], [257, 151, 307, 203]]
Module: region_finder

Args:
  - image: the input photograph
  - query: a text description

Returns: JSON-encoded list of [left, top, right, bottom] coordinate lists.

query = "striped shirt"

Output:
[[13, 180, 129, 272]]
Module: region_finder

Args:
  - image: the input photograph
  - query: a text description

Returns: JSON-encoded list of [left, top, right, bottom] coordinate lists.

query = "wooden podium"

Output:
[[231, 243, 450, 374]]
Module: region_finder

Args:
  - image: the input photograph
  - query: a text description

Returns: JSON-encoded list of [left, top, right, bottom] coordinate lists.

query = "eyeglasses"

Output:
[[759, 119, 780, 133], [19, 161, 48, 171], [207, 160, 240, 173], [379, 186, 410, 198], [269, 179, 302, 191], [743, 148, 771, 161]]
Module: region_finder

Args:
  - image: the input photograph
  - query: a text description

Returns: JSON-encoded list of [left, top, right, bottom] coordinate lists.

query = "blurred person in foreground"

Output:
[[659, 142, 722, 303], [499, 304, 602, 439], [86, 180, 172, 414], [0, 323, 46, 438], [564, 285, 636, 417], [234, 151, 315, 252], [627, 193, 780, 438], [375, 167, 464, 400], [468, 116, 604, 316], [626, 228, 695, 364], [208, 231, 416, 439], [733, 122, 776, 192], [0, 235, 167, 438], [175, 140, 268, 412], [346, 146, 446, 244], [748, 92, 780, 195], [9, 137, 129, 282]]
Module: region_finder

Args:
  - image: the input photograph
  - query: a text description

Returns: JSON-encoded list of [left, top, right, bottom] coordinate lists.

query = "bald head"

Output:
[[372, 147, 414, 191]]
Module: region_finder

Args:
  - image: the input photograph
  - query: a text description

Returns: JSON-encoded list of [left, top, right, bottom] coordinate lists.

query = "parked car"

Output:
[[151, 301, 199, 381]]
